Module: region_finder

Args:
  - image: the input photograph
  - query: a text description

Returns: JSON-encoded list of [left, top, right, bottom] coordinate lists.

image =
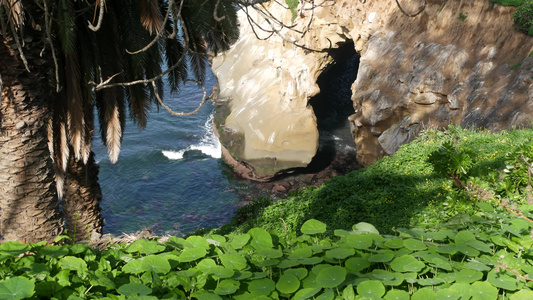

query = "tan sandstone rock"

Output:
[[213, 0, 533, 178]]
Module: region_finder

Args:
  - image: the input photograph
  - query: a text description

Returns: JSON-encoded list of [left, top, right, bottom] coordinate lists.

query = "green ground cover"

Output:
[[1, 125, 533, 299]]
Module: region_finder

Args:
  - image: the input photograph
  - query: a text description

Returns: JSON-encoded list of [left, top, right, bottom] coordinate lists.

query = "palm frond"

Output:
[[96, 83, 125, 164], [76, 15, 97, 164], [57, 0, 76, 54], [1, 0, 24, 27], [205, 0, 240, 55], [105, 103, 123, 163], [140, 0, 163, 35], [65, 53, 85, 160], [126, 84, 150, 129], [163, 15, 187, 93], [93, 5, 126, 163]]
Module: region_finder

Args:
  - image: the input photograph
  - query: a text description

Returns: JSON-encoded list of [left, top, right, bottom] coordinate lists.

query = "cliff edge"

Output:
[[213, 0, 533, 179]]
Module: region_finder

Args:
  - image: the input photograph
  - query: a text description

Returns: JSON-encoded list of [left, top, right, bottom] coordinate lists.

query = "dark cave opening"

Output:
[[305, 40, 360, 173]]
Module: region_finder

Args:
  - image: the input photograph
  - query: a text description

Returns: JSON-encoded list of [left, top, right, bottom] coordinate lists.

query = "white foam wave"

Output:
[[162, 114, 221, 160]]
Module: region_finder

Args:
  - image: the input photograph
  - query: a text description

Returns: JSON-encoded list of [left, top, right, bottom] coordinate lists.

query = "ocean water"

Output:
[[92, 70, 244, 236], [92, 48, 359, 237]]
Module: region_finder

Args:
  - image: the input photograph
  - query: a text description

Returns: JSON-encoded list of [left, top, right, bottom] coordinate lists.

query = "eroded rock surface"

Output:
[[213, 0, 533, 178]]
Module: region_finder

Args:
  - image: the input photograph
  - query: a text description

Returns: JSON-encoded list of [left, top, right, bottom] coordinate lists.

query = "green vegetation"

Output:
[[490, 0, 525, 6], [218, 126, 533, 237], [513, 0, 533, 35], [2, 126, 533, 299], [458, 12, 468, 21], [491, 0, 533, 36]]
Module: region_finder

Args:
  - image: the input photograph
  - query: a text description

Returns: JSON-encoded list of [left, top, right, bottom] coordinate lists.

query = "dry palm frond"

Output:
[[105, 103, 122, 164], [65, 53, 85, 160], [140, 0, 163, 35], [1, 0, 24, 27], [59, 121, 69, 172]]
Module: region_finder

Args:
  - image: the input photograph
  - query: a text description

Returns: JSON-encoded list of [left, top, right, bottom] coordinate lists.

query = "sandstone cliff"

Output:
[[213, 0, 533, 179]]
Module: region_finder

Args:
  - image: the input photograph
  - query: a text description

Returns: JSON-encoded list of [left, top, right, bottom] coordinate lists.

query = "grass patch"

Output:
[[217, 126, 533, 237]]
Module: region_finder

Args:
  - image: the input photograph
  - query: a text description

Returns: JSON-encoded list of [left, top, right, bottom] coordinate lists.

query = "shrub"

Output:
[[514, 0, 533, 35]]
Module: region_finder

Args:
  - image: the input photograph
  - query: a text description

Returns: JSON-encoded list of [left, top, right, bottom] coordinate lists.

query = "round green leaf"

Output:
[[384, 239, 405, 249], [229, 234, 251, 249], [316, 266, 346, 288], [390, 255, 425, 272], [211, 266, 235, 279], [59, 256, 88, 273], [38, 246, 69, 258], [178, 247, 206, 262], [197, 258, 218, 273], [352, 222, 380, 234], [371, 270, 404, 286], [346, 234, 373, 249], [0, 277, 35, 300], [276, 273, 300, 294], [292, 287, 321, 300], [412, 287, 437, 300], [214, 279, 239, 295], [301, 219, 327, 235], [345, 257, 370, 272], [277, 259, 301, 268], [487, 271, 520, 291], [456, 269, 483, 284], [123, 259, 144, 274], [356, 280, 385, 298], [510, 290, 533, 300], [0, 241, 29, 256], [418, 278, 444, 286], [404, 239, 427, 251], [431, 257, 452, 271], [285, 268, 308, 280], [316, 288, 334, 300], [449, 282, 471, 296], [300, 257, 323, 265], [124, 239, 165, 254], [325, 247, 354, 260], [219, 253, 247, 270], [342, 284, 355, 299], [257, 248, 283, 259], [141, 256, 171, 274], [384, 289, 409, 300], [469, 281, 497, 300], [456, 244, 480, 257], [248, 228, 273, 250], [191, 290, 223, 300], [464, 262, 491, 272], [248, 278, 275, 296], [455, 231, 476, 244], [368, 252, 394, 263], [289, 247, 313, 260], [186, 236, 210, 250], [435, 288, 460, 300], [117, 283, 152, 296]]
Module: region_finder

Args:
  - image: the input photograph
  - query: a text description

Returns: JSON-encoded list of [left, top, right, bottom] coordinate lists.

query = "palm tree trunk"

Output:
[[62, 151, 104, 242], [0, 37, 63, 243]]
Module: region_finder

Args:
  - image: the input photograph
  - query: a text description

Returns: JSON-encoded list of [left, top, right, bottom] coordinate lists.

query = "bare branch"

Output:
[[238, 0, 334, 53], [395, 0, 427, 17], [152, 80, 211, 116], [8, 19, 30, 72], [214, 0, 226, 22], [43, 0, 60, 92], [88, 0, 105, 32]]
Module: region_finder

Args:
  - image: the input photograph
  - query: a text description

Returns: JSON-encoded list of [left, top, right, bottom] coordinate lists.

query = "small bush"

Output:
[[514, 0, 533, 35]]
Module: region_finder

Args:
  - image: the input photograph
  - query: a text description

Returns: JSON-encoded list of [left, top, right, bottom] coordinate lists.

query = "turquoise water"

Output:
[[92, 70, 244, 236]]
